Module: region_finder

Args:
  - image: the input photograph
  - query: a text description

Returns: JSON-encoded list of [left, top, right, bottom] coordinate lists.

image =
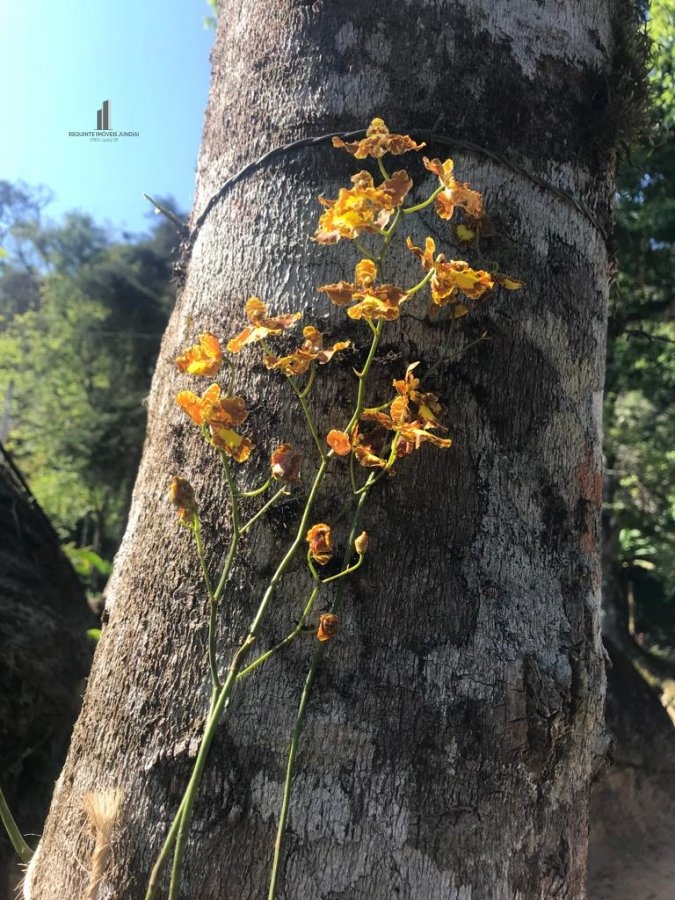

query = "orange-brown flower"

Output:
[[332, 118, 426, 159], [319, 259, 407, 321], [306, 523, 333, 566], [176, 332, 223, 377], [423, 157, 484, 221], [270, 444, 301, 483], [352, 424, 389, 468], [263, 326, 351, 376], [347, 286, 406, 321], [393, 362, 444, 429], [169, 476, 198, 525], [326, 429, 352, 456], [328, 363, 453, 468], [407, 236, 494, 310], [176, 384, 253, 462], [227, 297, 302, 353], [327, 418, 391, 468], [319, 259, 378, 307], [317, 613, 339, 642], [210, 426, 254, 462], [314, 170, 412, 244], [394, 421, 453, 455], [176, 383, 249, 427]]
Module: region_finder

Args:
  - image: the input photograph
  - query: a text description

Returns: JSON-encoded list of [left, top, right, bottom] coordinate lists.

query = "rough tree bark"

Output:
[[25, 2, 638, 897], [587, 641, 675, 900], [0, 448, 94, 896]]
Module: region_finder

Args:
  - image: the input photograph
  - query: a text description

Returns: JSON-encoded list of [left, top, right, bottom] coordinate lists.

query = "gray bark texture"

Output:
[[25, 1, 637, 897], [0, 449, 94, 896]]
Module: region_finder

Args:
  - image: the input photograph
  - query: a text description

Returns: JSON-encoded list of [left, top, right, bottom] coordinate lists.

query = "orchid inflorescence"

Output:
[[151, 117, 521, 900]]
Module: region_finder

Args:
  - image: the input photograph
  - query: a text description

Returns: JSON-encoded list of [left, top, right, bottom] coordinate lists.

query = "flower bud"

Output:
[[270, 443, 301, 483], [169, 476, 198, 524], [306, 523, 333, 566], [354, 531, 369, 555], [317, 613, 339, 642]]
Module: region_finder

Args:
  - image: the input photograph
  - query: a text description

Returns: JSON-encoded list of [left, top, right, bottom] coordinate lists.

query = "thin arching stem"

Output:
[[267, 477, 375, 900]]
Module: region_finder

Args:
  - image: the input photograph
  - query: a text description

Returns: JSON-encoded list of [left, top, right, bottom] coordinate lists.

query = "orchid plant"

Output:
[[122, 118, 521, 900]]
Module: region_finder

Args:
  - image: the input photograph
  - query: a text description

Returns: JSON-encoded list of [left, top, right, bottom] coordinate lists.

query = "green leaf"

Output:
[[86, 628, 101, 645]]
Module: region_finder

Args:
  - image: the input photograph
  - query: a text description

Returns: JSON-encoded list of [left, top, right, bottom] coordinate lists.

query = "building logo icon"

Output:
[[67, 99, 139, 141], [96, 100, 111, 131]]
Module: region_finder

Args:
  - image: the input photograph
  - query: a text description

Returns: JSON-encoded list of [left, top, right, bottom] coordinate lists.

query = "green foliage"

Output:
[[204, 0, 219, 29], [605, 0, 675, 624], [0, 187, 180, 558], [86, 628, 102, 646], [63, 543, 113, 579]]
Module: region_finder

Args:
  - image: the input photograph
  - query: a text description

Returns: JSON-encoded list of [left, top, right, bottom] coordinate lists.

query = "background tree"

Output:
[[0, 446, 95, 897], [23, 2, 647, 898], [603, 0, 675, 666], [587, 5, 675, 897], [0, 190, 181, 565]]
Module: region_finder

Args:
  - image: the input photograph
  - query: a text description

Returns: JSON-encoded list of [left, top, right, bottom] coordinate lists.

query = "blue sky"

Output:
[[1, 1, 214, 237]]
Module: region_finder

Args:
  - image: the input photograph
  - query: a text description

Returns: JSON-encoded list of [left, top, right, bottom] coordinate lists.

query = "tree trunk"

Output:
[[588, 640, 675, 900], [0, 447, 94, 896], [26, 2, 634, 897]]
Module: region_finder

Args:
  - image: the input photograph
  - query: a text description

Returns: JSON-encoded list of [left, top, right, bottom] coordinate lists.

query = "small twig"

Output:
[[623, 327, 675, 345], [142, 194, 189, 234]]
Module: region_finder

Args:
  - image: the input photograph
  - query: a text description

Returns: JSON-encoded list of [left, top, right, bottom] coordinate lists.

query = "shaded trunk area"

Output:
[[588, 640, 675, 899], [0, 446, 94, 896]]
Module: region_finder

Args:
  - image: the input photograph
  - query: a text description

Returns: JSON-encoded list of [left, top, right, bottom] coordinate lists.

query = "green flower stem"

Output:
[[212, 458, 242, 605], [236, 584, 320, 683], [167, 636, 255, 900], [380, 207, 401, 248], [193, 520, 220, 693], [206, 599, 220, 695], [239, 476, 274, 498], [299, 363, 316, 399], [162, 450, 334, 898], [158, 293, 383, 899], [354, 239, 375, 259], [193, 519, 214, 598], [149, 460, 245, 897], [268, 645, 322, 900], [222, 356, 236, 396], [0, 787, 33, 864], [288, 376, 326, 461], [342, 474, 376, 563], [268, 478, 374, 900], [145, 795, 188, 899], [425, 328, 489, 382], [402, 185, 443, 215], [349, 450, 358, 495], [349, 320, 384, 426], [353, 461, 389, 495], [320, 553, 365, 584], [306, 549, 321, 584], [377, 157, 391, 181], [240, 486, 289, 536], [246, 456, 329, 640], [406, 267, 434, 299]]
